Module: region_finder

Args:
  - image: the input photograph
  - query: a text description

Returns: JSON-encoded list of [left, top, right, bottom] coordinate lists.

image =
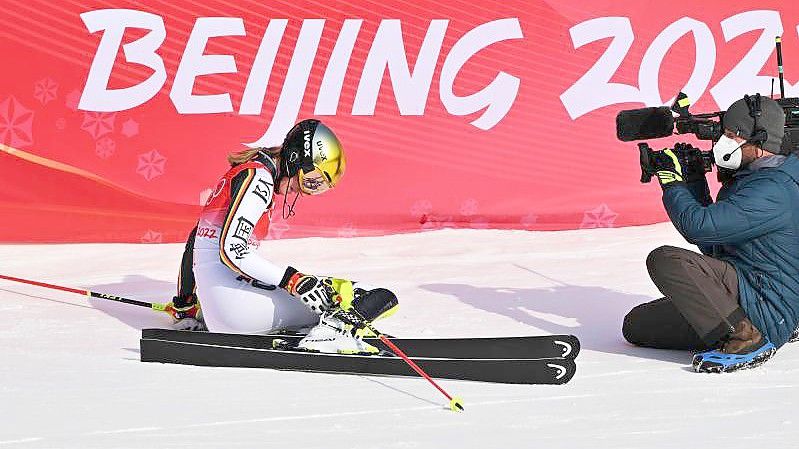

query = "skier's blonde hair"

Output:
[[227, 146, 280, 166]]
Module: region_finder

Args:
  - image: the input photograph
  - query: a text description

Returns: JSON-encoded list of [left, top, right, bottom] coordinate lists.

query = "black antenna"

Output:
[[776, 36, 786, 99]]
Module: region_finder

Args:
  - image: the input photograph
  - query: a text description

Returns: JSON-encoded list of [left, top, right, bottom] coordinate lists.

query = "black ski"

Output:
[[140, 337, 576, 384], [141, 328, 579, 360]]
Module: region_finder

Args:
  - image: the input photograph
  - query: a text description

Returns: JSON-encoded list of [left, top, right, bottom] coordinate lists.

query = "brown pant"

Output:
[[623, 246, 745, 350]]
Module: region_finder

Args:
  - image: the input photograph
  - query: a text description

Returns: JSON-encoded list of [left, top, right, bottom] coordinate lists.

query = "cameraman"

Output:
[[623, 94, 799, 373]]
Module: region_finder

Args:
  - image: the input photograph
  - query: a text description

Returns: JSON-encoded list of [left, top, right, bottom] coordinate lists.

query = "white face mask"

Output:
[[713, 135, 744, 170]]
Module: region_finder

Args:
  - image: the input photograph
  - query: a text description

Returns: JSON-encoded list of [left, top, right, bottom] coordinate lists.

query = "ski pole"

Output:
[[0, 274, 170, 314], [337, 309, 464, 412]]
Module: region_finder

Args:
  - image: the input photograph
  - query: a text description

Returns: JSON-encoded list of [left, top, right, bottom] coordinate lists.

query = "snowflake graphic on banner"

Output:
[[121, 118, 139, 138], [136, 149, 166, 181], [95, 137, 115, 159], [81, 112, 115, 139], [33, 78, 58, 105], [580, 204, 619, 229], [460, 199, 479, 216], [0, 96, 34, 148], [140, 230, 163, 244], [65, 89, 80, 111]]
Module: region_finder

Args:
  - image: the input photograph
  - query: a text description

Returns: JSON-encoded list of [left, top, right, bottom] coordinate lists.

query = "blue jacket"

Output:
[[663, 154, 799, 348]]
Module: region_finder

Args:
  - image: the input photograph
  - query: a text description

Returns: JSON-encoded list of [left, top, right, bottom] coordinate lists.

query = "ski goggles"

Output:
[[298, 168, 334, 195]]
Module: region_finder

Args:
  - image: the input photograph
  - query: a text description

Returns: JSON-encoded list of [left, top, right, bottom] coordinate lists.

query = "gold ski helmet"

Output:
[[280, 119, 346, 195]]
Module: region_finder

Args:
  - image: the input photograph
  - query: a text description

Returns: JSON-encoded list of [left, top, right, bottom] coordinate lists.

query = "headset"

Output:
[[744, 93, 768, 147], [721, 94, 769, 163]]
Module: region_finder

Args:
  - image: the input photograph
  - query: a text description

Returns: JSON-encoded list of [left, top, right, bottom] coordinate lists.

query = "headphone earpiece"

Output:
[[749, 128, 768, 145], [744, 93, 768, 146]]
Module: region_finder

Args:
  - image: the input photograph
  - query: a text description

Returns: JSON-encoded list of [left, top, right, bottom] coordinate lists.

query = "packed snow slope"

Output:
[[0, 224, 796, 448]]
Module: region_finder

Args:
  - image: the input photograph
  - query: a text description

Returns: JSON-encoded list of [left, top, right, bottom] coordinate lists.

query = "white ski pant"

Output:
[[194, 261, 319, 335]]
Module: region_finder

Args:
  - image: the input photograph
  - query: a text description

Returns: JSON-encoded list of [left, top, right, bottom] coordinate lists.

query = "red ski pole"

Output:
[[376, 332, 465, 411], [0, 274, 170, 314], [337, 310, 464, 412]]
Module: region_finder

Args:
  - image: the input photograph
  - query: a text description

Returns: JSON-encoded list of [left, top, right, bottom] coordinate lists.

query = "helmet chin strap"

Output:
[[281, 179, 301, 220], [276, 156, 300, 220]]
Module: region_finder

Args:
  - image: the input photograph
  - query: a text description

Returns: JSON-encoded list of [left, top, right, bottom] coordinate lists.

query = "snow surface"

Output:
[[0, 223, 796, 448]]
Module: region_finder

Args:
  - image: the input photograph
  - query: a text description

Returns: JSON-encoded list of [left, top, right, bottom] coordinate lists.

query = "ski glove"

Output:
[[655, 149, 685, 190], [280, 267, 352, 315]]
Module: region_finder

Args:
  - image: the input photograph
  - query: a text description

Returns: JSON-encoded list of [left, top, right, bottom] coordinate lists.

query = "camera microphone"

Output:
[[616, 107, 675, 141]]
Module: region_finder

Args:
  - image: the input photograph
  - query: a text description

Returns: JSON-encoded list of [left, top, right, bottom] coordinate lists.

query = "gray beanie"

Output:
[[722, 95, 785, 154]]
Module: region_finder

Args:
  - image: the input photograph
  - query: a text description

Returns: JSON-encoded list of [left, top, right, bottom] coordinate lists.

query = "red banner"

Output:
[[1, 1, 798, 242]]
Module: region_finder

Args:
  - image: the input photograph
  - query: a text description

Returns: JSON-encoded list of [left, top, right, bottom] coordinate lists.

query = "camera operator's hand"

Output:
[[655, 149, 686, 190]]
